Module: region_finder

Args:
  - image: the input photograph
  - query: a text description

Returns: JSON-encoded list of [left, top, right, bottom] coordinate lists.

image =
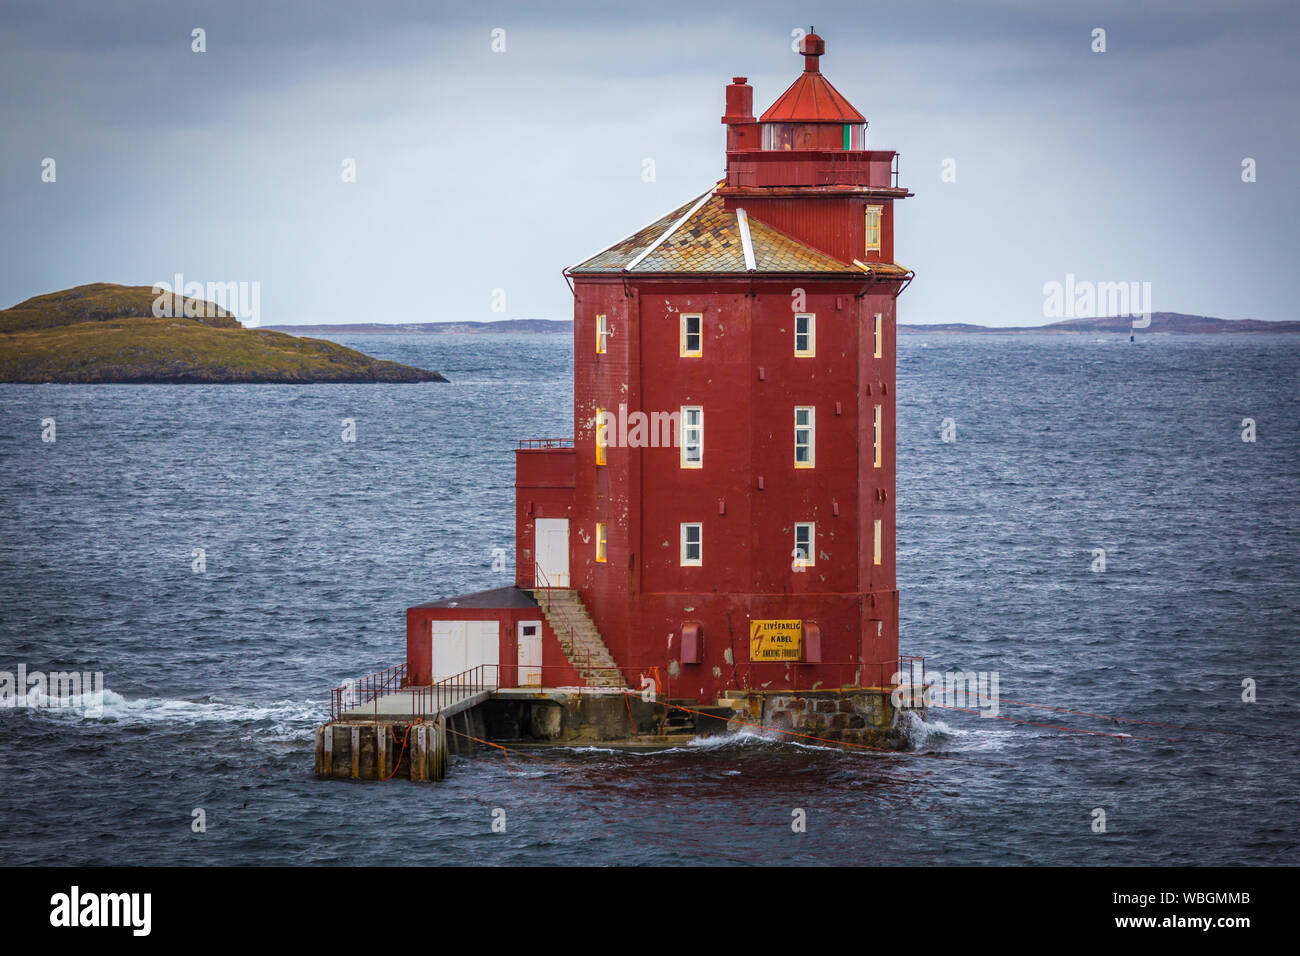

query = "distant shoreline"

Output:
[[265, 313, 1300, 336], [265, 319, 571, 335]]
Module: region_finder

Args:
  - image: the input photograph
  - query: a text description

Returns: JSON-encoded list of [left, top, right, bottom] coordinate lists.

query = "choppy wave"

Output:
[[3, 686, 321, 734]]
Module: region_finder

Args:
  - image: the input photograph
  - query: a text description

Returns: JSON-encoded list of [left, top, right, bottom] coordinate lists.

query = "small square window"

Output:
[[794, 314, 815, 357], [680, 314, 703, 357], [681, 522, 702, 566]]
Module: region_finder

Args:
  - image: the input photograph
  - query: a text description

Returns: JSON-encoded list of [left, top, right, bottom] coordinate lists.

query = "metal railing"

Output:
[[517, 438, 574, 449], [329, 662, 406, 722], [409, 664, 499, 718], [532, 564, 600, 680], [329, 663, 500, 722]]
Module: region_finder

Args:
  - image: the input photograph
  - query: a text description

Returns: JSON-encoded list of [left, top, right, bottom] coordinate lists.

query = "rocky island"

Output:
[[0, 283, 447, 384]]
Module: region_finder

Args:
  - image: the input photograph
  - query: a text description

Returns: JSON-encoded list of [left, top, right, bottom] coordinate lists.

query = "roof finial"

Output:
[[799, 27, 825, 72]]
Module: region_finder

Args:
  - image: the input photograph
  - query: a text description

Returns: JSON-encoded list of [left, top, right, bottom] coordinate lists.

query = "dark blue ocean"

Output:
[[1, 332, 1296, 865]]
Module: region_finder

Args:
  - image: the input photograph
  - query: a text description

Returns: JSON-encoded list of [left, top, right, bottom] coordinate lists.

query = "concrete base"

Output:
[[313, 686, 920, 782]]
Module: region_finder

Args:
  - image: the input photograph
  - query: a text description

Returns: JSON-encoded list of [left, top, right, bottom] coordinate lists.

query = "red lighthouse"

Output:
[[405, 31, 914, 738]]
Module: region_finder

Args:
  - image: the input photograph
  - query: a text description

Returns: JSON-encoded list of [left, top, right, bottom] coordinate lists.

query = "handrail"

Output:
[[329, 662, 407, 722], [517, 438, 574, 449], [327, 655, 925, 721], [532, 564, 595, 681], [409, 663, 499, 718]]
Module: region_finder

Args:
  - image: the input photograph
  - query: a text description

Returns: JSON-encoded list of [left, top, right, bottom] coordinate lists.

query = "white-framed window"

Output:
[[681, 405, 703, 468], [864, 205, 882, 253], [596, 314, 608, 354], [794, 314, 815, 357], [873, 313, 883, 359], [873, 403, 882, 469], [794, 522, 815, 568], [680, 522, 703, 566], [596, 406, 608, 466], [596, 522, 607, 563], [794, 405, 815, 468], [873, 519, 882, 566], [680, 313, 702, 357]]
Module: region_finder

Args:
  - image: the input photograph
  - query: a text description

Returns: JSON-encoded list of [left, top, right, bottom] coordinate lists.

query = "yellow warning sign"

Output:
[[749, 620, 803, 661]]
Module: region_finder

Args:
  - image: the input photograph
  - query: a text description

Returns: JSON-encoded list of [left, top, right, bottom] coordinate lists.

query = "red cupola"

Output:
[[758, 29, 866, 150]]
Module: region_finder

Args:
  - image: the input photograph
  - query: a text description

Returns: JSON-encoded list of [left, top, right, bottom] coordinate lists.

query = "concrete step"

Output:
[[526, 588, 624, 688]]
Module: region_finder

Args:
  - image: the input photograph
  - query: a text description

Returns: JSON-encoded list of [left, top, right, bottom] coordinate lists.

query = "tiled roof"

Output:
[[570, 186, 873, 275]]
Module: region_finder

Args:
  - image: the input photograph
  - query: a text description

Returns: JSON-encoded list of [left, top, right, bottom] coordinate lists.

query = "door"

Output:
[[430, 620, 500, 684], [430, 621, 467, 683], [517, 620, 542, 687], [534, 517, 570, 587]]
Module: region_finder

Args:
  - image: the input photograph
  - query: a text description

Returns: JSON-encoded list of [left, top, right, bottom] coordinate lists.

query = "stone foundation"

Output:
[[720, 688, 914, 750]]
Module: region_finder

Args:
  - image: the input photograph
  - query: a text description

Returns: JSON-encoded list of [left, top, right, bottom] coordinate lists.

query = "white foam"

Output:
[[3, 685, 320, 734]]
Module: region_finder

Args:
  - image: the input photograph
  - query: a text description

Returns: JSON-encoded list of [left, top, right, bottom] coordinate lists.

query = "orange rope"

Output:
[[385, 722, 415, 780], [446, 726, 516, 776]]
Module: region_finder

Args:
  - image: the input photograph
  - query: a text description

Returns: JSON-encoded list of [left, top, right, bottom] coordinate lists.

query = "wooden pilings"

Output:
[[314, 717, 449, 783]]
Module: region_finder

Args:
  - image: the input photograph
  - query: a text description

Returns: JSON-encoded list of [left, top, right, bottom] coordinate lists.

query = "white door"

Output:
[[534, 518, 570, 587], [431, 620, 500, 684], [430, 621, 467, 683], [469, 621, 500, 686], [517, 620, 542, 687]]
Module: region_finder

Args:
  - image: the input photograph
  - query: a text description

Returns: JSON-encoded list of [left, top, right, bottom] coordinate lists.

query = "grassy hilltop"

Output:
[[0, 283, 446, 383]]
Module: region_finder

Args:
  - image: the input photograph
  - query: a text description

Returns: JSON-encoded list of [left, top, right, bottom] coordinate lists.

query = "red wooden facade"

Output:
[[409, 32, 912, 702]]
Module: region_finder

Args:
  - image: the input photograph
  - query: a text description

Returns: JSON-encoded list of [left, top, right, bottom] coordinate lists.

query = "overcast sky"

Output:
[[1, 0, 1296, 326]]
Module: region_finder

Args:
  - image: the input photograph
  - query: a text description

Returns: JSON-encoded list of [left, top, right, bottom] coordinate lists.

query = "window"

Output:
[[794, 406, 815, 468], [873, 403, 882, 469], [873, 519, 882, 566], [595, 406, 608, 466], [794, 522, 815, 568], [794, 314, 815, 356], [873, 313, 883, 359], [681, 406, 703, 468], [680, 522, 702, 566], [596, 314, 608, 354], [680, 314, 702, 357], [864, 205, 882, 253], [596, 522, 607, 563]]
